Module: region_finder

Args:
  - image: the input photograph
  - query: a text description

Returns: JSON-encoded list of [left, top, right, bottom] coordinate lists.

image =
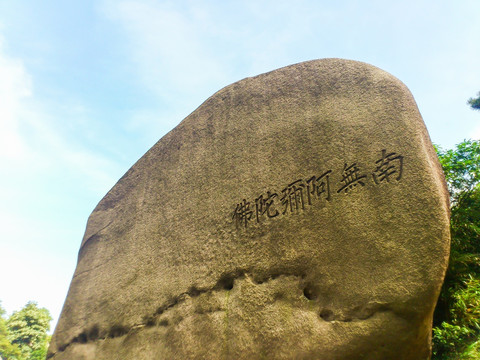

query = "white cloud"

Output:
[[19, 104, 122, 193], [0, 31, 121, 194], [0, 30, 123, 326], [0, 35, 32, 160], [102, 0, 229, 101]]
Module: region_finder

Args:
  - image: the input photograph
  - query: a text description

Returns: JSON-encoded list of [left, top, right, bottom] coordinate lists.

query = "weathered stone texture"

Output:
[[48, 59, 450, 360]]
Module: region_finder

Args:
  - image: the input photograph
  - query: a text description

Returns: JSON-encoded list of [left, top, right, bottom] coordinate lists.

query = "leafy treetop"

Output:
[[6, 302, 52, 360], [468, 92, 480, 110]]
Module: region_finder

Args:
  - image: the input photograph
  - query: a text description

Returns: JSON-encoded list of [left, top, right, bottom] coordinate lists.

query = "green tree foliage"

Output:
[[433, 139, 480, 359], [469, 92, 480, 110], [0, 302, 22, 360], [2, 302, 52, 360]]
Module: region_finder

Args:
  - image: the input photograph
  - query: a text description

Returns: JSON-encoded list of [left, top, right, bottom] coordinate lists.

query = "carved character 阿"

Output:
[[306, 170, 332, 204]]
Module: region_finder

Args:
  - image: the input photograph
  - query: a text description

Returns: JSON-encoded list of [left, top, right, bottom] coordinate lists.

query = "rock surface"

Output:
[[48, 59, 450, 360]]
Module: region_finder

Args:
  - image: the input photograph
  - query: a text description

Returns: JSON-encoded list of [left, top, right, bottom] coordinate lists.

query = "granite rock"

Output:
[[48, 59, 450, 360]]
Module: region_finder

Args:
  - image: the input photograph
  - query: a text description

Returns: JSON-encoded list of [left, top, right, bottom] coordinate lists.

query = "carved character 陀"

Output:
[[255, 191, 279, 222]]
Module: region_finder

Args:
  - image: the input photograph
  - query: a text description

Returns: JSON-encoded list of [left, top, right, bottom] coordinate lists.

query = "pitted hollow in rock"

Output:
[[50, 270, 396, 358]]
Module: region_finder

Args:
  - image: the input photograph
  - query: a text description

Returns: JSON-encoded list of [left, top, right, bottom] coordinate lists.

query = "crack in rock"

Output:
[[48, 270, 390, 358]]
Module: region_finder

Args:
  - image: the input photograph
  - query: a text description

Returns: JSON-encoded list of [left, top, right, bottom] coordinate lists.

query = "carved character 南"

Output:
[[372, 149, 404, 184]]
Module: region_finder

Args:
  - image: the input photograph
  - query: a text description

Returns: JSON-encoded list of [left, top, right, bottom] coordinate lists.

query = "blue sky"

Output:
[[0, 0, 479, 331]]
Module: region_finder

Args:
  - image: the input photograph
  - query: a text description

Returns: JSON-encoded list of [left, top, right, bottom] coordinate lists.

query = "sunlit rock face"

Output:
[[48, 59, 450, 360]]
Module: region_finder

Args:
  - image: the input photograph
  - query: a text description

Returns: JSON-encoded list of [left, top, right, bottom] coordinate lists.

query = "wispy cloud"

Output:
[[102, 0, 229, 101], [0, 32, 121, 195], [0, 34, 32, 160], [0, 29, 123, 323]]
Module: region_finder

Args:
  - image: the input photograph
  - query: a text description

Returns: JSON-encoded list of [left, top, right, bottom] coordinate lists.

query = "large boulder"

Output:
[[48, 59, 450, 359]]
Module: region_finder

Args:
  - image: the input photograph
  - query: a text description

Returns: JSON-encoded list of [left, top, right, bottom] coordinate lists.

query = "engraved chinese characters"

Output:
[[233, 149, 404, 228]]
